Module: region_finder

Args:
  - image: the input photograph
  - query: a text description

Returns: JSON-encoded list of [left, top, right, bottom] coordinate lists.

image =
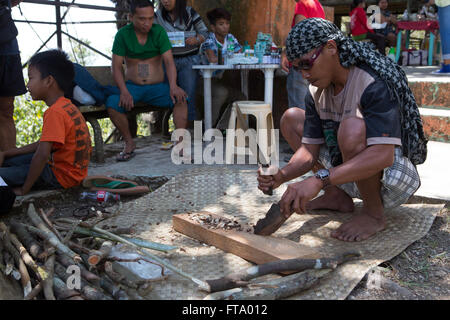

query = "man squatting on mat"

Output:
[[258, 18, 427, 242]]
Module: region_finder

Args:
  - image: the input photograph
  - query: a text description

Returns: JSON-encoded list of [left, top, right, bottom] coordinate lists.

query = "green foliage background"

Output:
[[14, 94, 46, 147]]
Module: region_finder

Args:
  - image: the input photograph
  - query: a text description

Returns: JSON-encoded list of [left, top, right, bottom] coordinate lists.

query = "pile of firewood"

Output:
[[0, 203, 178, 300]]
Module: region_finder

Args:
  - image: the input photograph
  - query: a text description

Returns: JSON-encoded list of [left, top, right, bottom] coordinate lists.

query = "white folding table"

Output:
[[192, 64, 280, 131]]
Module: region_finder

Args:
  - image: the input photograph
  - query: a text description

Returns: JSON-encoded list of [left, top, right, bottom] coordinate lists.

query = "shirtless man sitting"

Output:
[[107, 0, 188, 161]]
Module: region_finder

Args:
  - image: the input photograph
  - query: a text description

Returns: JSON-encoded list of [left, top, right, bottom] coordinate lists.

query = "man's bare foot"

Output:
[[123, 140, 136, 154], [331, 208, 386, 242], [306, 186, 355, 213]]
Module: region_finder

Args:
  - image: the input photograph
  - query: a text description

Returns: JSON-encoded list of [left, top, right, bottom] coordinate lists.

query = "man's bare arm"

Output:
[[112, 54, 127, 93], [294, 14, 307, 25], [161, 50, 178, 89], [280, 143, 320, 182], [112, 54, 133, 110], [328, 144, 394, 187], [162, 50, 187, 104]]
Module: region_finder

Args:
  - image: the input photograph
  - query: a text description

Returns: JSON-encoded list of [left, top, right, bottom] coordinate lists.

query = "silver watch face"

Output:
[[316, 169, 330, 179]]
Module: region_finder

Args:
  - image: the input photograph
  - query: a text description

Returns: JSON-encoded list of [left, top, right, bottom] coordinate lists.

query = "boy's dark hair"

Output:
[[206, 7, 231, 26], [130, 0, 154, 14], [29, 49, 74, 94]]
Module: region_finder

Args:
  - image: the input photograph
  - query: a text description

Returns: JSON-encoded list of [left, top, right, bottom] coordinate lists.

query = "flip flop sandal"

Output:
[[116, 151, 136, 162], [82, 175, 150, 195], [82, 175, 137, 189], [160, 142, 174, 150]]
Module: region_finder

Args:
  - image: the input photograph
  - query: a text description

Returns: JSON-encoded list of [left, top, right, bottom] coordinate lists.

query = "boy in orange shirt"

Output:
[[0, 49, 91, 196]]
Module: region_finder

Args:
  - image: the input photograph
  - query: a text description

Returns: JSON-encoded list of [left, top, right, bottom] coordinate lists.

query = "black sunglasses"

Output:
[[293, 45, 324, 71]]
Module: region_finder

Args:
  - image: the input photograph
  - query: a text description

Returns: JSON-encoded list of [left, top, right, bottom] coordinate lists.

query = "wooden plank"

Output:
[[173, 212, 320, 265]]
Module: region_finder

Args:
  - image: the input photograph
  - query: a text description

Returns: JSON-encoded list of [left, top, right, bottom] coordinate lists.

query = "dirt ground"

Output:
[[3, 178, 449, 300]]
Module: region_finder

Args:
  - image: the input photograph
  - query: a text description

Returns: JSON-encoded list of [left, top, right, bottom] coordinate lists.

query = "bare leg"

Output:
[[0, 96, 17, 151], [280, 108, 305, 152], [330, 117, 386, 242], [307, 186, 355, 212], [107, 108, 135, 154], [172, 100, 188, 131]]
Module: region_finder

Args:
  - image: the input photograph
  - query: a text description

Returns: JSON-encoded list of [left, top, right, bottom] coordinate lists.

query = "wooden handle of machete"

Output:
[[261, 164, 276, 196]]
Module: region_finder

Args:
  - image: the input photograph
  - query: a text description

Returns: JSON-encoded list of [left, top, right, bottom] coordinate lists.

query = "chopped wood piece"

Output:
[[204, 269, 331, 300], [204, 252, 360, 293], [173, 212, 320, 266], [9, 220, 43, 259], [24, 282, 43, 300], [87, 241, 113, 266]]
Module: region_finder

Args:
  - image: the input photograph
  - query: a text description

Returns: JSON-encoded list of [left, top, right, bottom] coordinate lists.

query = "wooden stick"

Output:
[[56, 254, 100, 285], [67, 241, 92, 255], [90, 225, 207, 289], [0, 223, 32, 297], [55, 219, 202, 288], [53, 276, 81, 300], [56, 223, 177, 253], [87, 241, 113, 266], [204, 252, 360, 293], [54, 262, 113, 300], [103, 261, 138, 289], [43, 243, 56, 300], [99, 274, 130, 300], [45, 207, 55, 218], [24, 282, 43, 300], [2, 250, 21, 280], [65, 295, 85, 300], [38, 208, 63, 242], [21, 223, 81, 263], [26, 204, 81, 262], [9, 220, 43, 259], [4, 227, 50, 283], [204, 269, 331, 300]]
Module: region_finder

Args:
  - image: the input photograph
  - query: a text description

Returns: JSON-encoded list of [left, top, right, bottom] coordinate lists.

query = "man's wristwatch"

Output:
[[315, 169, 331, 190]]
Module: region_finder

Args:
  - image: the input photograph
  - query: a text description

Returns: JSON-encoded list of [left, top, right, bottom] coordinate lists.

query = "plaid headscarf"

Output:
[[286, 18, 427, 165]]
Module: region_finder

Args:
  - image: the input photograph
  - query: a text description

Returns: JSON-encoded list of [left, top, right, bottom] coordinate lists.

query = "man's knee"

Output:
[[281, 108, 305, 135], [338, 117, 366, 159]]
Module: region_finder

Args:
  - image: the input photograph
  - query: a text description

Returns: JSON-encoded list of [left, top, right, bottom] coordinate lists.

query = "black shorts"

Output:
[[0, 54, 27, 97]]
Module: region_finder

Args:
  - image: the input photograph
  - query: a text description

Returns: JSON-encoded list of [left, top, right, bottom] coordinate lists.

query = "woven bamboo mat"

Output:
[[97, 167, 444, 300]]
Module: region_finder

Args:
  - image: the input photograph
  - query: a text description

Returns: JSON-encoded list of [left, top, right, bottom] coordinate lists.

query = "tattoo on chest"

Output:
[[137, 63, 150, 78]]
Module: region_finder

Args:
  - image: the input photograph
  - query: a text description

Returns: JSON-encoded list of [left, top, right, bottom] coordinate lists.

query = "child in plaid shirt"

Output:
[[199, 8, 245, 128]]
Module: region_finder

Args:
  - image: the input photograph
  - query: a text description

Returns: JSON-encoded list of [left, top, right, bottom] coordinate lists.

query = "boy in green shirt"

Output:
[[107, 0, 188, 161]]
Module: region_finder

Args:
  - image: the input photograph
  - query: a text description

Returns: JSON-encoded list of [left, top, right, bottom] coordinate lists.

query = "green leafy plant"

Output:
[[13, 94, 47, 147]]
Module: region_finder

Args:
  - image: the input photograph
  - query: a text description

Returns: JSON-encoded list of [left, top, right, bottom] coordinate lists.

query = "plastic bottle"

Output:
[[243, 40, 251, 52], [80, 191, 120, 203], [262, 52, 271, 64], [226, 35, 235, 65], [403, 9, 409, 21]]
